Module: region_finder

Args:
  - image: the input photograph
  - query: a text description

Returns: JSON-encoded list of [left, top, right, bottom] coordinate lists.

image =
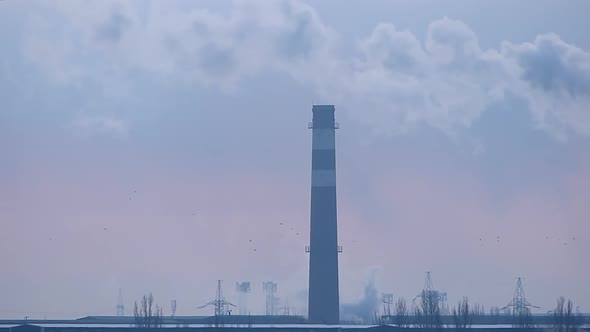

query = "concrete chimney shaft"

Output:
[[307, 105, 340, 324]]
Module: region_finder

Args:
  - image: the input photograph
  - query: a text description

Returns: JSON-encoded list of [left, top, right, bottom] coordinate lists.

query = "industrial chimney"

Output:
[[307, 105, 340, 324]]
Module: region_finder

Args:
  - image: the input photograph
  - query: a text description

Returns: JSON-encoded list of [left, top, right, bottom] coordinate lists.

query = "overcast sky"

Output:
[[1, 0, 589, 319]]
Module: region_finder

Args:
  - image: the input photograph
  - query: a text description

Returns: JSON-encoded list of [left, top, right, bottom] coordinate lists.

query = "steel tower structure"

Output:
[[413, 272, 448, 314], [307, 105, 341, 324], [262, 281, 278, 316], [502, 277, 539, 316], [198, 280, 236, 318]]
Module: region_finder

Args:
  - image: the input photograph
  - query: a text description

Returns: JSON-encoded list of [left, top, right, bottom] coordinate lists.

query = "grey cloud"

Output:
[[346, 17, 507, 133], [95, 10, 131, 43], [341, 18, 590, 136], [361, 23, 426, 74], [425, 17, 481, 62], [153, 1, 330, 88], [21, 1, 590, 137], [197, 43, 236, 77], [505, 34, 590, 97], [275, 3, 324, 60]]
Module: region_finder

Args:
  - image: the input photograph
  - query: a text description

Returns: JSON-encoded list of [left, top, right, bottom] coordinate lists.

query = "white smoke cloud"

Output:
[[20, 1, 590, 137], [340, 268, 381, 323], [341, 18, 511, 134]]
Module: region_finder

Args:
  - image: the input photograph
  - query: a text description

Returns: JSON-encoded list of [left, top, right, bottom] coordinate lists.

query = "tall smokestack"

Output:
[[307, 105, 340, 324]]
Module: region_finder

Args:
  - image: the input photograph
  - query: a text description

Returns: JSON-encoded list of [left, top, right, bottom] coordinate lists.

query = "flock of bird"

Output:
[[478, 235, 576, 247], [46, 189, 580, 253], [247, 221, 302, 253]]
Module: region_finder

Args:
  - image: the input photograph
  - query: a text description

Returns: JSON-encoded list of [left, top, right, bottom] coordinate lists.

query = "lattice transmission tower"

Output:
[[502, 277, 539, 316], [262, 281, 279, 315], [198, 280, 236, 320], [413, 271, 448, 314]]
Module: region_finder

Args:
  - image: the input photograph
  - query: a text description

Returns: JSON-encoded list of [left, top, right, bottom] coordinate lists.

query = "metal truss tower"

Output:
[[199, 280, 236, 319], [502, 277, 539, 316], [414, 272, 448, 313], [263, 281, 278, 316]]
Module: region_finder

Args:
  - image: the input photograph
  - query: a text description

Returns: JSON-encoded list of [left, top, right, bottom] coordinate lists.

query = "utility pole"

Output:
[[171, 300, 177, 317], [116, 288, 125, 316]]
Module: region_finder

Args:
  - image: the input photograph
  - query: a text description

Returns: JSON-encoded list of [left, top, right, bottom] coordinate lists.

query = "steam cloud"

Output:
[[341, 273, 380, 323], [21, 0, 590, 137]]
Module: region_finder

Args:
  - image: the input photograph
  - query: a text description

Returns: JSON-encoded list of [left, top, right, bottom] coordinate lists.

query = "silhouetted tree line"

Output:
[[451, 297, 472, 329], [134, 293, 163, 328], [395, 297, 409, 327], [553, 297, 580, 332], [413, 290, 443, 328], [379, 295, 584, 329]]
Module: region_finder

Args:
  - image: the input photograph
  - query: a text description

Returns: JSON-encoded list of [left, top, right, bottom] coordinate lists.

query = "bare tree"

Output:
[[489, 306, 501, 324], [373, 311, 384, 325], [489, 306, 501, 316], [413, 306, 423, 328], [555, 296, 567, 332], [452, 297, 472, 329], [472, 303, 485, 317], [414, 290, 442, 328], [394, 297, 409, 327], [565, 299, 579, 332], [554, 297, 579, 332], [513, 307, 532, 328], [134, 293, 163, 328]]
